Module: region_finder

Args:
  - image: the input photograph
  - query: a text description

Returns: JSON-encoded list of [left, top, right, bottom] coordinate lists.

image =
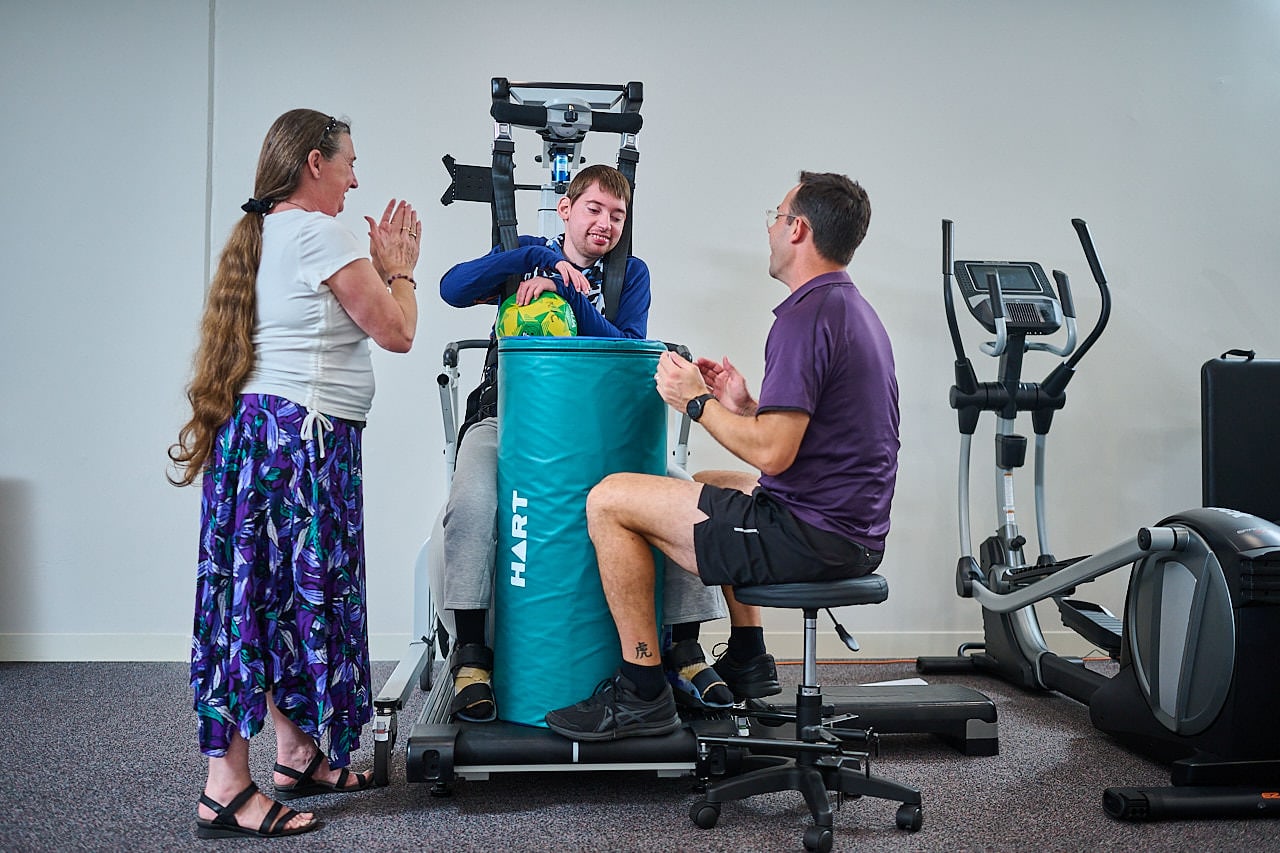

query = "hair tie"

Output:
[[241, 197, 274, 215]]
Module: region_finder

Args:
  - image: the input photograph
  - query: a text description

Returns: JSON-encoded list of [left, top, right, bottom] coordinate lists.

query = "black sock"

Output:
[[452, 609, 487, 647], [620, 661, 667, 700], [727, 626, 766, 661], [669, 621, 699, 645]]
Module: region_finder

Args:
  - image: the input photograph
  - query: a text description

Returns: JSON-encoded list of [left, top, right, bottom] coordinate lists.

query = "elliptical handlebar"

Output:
[[978, 272, 1010, 357], [1072, 218, 1108, 289], [942, 220, 981, 400], [1062, 219, 1112, 373], [942, 220, 966, 362], [1026, 270, 1077, 357], [1052, 270, 1076, 320]]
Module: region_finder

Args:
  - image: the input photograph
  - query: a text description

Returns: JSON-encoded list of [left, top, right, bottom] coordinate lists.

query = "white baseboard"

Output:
[[0, 633, 422, 662], [0, 631, 1106, 664], [0, 633, 191, 661]]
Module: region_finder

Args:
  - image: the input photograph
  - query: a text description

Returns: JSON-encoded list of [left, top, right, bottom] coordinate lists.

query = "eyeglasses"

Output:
[[766, 208, 805, 228]]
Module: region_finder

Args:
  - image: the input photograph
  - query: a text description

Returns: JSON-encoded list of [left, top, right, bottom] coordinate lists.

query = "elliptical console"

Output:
[[953, 259, 1065, 337]]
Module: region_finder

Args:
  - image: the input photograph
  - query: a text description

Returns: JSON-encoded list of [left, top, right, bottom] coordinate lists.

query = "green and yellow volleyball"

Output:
[[497, 292, 579, 338]]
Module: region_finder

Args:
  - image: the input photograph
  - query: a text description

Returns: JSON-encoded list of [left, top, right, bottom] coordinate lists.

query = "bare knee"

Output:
[[586, 472, 635, 524]]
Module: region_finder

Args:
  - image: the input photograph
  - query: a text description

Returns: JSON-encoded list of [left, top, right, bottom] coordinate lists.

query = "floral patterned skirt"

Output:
[[190, 394, 371, 768]]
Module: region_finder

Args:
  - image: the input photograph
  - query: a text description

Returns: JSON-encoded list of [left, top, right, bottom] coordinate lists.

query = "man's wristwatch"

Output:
[[686, 393, 716, 422]]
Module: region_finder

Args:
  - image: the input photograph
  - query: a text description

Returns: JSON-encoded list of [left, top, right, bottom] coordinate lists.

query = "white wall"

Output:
[[1, 1, 213, 658], [2, 0, 1277, 662]]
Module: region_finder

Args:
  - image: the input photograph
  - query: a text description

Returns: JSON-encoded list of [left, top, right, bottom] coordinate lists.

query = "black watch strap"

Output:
[[686, 393, 716, 421]]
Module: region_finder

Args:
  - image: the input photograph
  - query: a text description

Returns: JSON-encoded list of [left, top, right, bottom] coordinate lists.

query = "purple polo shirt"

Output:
[[756, 271, 900, 550]]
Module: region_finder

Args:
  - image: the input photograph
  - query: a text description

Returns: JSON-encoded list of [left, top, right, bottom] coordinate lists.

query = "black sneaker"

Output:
[[545, 670, 680, 741], [663, 640, 734, 709], [712, 648, 782, 699]]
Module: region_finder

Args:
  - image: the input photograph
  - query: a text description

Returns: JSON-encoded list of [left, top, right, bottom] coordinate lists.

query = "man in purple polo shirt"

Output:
[[546, 172, 899, 741]]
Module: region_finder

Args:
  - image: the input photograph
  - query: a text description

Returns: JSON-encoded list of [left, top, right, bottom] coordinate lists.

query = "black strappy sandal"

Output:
[[273, 750, 373, 800], [195, 782, 320, 839]]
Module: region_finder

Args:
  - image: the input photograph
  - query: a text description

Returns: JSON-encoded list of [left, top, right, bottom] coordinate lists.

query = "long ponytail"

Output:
[[168, 109, 350, 486]]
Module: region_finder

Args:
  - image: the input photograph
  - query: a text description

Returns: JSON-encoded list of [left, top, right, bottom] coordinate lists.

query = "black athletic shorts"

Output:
[[693, 485, 883, 587]]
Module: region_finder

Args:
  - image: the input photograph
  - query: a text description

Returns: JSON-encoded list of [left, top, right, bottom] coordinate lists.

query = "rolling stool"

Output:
[[689, 575, 923, 851]]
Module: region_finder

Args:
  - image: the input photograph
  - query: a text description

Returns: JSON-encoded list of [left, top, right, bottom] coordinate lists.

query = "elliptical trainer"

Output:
[[917, 218, 1280, 819]]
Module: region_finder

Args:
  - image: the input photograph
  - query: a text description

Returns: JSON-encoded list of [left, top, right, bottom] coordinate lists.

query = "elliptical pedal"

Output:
[[1055, 598, 1122, 657], [1005, 554, 1089, 588]]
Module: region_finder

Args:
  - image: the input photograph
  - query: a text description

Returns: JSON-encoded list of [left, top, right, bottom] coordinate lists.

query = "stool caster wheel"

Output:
[[896, 802, 923, 831], [803, 825, 833, 852], [690, 801, 719, 829]]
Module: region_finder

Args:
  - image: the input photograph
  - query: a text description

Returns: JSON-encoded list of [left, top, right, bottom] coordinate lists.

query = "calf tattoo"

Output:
[[633, 642, 654, 661]]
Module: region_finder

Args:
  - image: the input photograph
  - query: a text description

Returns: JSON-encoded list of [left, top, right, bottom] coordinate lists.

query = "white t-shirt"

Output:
[[241, 209, 374, 421]]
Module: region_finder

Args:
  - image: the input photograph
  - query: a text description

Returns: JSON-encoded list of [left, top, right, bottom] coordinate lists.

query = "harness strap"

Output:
[[603, 145, 639, 321], [491, 136, 522, 303]]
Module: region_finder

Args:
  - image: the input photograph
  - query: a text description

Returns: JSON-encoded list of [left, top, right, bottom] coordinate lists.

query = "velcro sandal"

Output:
[[449, 643, 497, 722]]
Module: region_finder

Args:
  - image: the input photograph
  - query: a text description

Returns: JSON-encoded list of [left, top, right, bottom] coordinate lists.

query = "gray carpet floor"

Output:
[[1, 658, 1276, 852]]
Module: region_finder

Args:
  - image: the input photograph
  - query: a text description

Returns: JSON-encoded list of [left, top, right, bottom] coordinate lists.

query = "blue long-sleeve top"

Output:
[[439, 236, 651, 339]]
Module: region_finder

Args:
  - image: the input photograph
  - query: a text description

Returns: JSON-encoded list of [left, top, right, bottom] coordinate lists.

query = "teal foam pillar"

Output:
[[494, 337, 668, 726]]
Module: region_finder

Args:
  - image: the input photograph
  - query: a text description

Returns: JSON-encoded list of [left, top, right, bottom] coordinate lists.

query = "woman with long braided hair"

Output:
[[170, 108, 420, 838]]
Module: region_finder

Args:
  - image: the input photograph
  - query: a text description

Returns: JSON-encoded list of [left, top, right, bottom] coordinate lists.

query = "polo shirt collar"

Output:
[[774, 270, 853, 315]]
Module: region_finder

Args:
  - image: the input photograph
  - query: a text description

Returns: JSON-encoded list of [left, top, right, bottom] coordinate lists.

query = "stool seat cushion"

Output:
[[733, 574, 888, 609]]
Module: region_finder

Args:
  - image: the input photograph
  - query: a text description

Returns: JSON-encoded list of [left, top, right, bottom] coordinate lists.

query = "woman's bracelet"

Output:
[[387, 273, 417, 290]]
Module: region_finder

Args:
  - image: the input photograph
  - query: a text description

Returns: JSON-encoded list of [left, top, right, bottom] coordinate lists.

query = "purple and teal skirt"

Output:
[[190, 393, 371, 768]]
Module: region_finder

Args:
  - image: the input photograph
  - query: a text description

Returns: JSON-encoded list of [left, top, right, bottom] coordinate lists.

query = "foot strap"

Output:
[[258, 800, 300, 835], [449, 643, 494, 674], [198, 782, 260, 828], [449, 644, 496, 721], [664, 639, 708, 670], [272, 750, 324, 785]]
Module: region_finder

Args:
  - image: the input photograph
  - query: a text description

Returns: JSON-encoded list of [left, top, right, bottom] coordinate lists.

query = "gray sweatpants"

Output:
[[440, 416, 726, 625]]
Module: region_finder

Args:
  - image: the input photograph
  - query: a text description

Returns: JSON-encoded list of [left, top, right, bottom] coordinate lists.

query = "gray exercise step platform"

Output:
[[748, 683, 999, 756]]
